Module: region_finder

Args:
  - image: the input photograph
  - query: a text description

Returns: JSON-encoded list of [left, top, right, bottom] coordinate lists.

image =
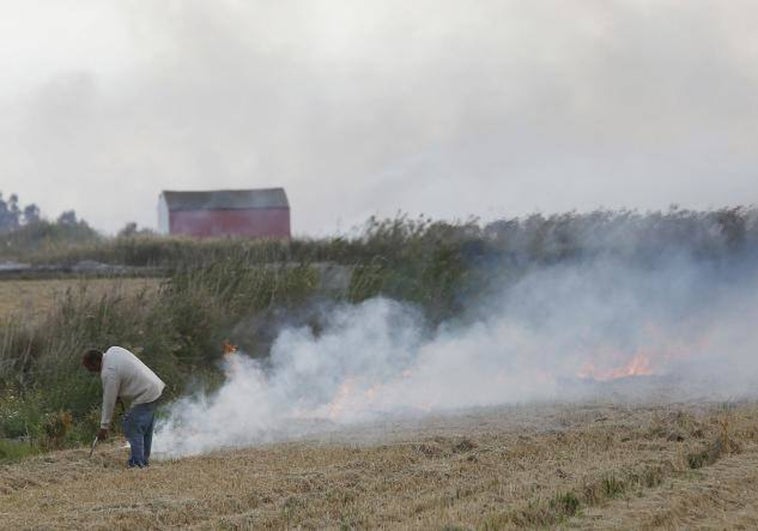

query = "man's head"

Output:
[[82, 349, 103, 373]]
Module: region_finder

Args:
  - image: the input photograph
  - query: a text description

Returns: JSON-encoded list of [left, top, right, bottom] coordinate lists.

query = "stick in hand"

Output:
[[88, 435, 98, 458]]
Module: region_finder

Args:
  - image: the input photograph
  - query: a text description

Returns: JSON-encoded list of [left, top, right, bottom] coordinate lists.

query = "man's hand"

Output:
[[97, 428, 109, 441]]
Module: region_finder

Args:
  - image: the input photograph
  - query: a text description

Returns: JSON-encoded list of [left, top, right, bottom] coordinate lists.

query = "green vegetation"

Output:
[[0, 191, 101, 256], [0, 438, 39, 461], [1, 205, 757, 458]]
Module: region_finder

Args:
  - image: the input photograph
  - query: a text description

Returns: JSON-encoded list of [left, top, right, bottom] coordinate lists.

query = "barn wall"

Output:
[[169, 208, 291, 238]]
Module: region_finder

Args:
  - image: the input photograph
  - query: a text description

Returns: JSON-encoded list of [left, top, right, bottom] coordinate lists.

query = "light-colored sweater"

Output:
[[100, 346, 166, 428]]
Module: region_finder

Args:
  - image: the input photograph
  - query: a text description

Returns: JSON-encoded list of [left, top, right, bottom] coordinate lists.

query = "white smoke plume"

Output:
[[153, 250, 758, 458]]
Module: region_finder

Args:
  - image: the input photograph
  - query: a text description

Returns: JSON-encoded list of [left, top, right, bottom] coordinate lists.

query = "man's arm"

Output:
[[100, 370, 119, 430]]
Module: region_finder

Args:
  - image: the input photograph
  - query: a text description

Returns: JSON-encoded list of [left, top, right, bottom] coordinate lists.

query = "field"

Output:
[[0, 277, 162, 324], [2, 400, 758, 529], [1, 209, 757, 529]]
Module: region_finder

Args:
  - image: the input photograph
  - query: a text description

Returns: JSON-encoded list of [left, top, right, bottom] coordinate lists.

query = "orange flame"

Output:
[[223, 340, 238, 356], [327, 377, 357, 420], [222, 340, 241, 377], [578, 353, 653, 381]]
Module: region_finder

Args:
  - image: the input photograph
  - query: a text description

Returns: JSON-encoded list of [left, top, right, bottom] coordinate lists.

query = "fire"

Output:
[[578, 352, 654, 381], [327, 377, 357, 420], [321, 368, 431, 421], [222, 340, 241, 377], [223, 340, 238, 355], [620, 354, 653, 377]]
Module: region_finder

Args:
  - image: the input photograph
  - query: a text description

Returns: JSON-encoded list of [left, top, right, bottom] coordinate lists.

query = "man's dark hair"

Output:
[[82, 348, 103, 370]]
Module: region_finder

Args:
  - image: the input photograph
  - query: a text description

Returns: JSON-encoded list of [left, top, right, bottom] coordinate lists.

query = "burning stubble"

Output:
[[153, 251, 758, 458]]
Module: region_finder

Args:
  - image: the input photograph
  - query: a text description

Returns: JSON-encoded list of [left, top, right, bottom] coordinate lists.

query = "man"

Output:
[[82, 346, 166, 468]]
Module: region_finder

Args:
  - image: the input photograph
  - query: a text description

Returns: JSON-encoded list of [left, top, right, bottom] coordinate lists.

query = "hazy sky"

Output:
[[1, 0, 756, 236]]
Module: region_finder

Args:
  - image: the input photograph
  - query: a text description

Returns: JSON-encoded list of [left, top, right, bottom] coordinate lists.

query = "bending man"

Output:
[[82, 346, 166, 468]]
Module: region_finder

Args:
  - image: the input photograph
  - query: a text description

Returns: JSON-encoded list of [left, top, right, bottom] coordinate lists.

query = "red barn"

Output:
[[158, 188, 290, 238]]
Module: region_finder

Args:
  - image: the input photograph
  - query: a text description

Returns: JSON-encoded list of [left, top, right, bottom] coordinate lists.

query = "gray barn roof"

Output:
[[161, 188, 289, 211]]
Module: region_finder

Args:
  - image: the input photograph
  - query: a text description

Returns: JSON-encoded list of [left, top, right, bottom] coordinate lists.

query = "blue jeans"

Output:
[[122, 400, 158, 468]]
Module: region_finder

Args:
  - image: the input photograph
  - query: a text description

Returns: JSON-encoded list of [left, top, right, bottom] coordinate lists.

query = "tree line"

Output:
[[0, 191, 87, 233]]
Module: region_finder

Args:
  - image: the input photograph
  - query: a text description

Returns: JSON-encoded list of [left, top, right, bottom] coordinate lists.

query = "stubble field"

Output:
[[2, 400, 758, 529]]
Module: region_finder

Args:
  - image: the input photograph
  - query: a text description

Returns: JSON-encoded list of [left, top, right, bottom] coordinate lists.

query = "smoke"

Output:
[[153, 245, 758, 458]]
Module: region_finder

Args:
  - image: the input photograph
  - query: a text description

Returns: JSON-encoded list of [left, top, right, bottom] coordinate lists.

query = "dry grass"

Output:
[[0, 277, 162, 324], [2, 401, 757, 529]]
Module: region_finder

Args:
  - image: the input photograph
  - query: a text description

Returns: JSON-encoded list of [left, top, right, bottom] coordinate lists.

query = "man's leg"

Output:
[[143, 404, 157, 466], [123, 404, 156, 467], [123, 407, 145, 468]]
